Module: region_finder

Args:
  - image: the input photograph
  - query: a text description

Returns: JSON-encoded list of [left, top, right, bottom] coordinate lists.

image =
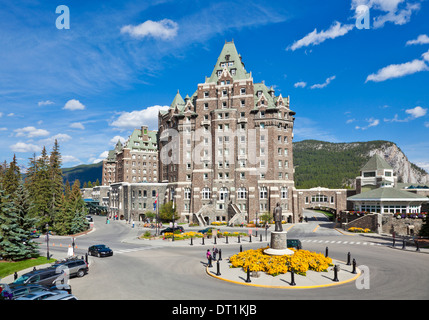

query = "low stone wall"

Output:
[[382, 214, 424, 236], [339, 211, 426, 236]]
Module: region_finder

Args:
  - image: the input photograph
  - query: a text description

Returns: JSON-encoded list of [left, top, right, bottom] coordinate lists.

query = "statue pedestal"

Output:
[[264, 231, 294, 256]]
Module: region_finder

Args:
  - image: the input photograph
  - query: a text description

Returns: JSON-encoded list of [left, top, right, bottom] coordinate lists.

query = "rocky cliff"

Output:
[[293, 140, 429, 189]]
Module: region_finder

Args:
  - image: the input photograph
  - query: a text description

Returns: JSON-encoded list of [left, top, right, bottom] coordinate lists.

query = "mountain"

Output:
[[293, 140, 429, 189], [61, 140, 429, 189], [62, 161, 103, 185]]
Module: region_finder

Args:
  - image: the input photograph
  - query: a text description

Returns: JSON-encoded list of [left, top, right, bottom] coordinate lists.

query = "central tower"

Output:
[[158, 41, 296, 225]]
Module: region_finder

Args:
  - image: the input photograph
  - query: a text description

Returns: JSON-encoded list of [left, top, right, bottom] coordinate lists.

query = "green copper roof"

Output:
[[125, 129, 158, 151], [348, 187, 428, 201], [361, 154, 393, 171], [206, 41, 251, 83], [170, 90, 186, 109]]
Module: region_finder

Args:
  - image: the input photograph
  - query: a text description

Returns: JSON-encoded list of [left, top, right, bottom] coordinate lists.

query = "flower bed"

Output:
[[229, 247, 332, 276], [211, 221, 227, 226], [395, 212, 427, 219], [163, 231, 204, 240], [348, 227, 371, 233]]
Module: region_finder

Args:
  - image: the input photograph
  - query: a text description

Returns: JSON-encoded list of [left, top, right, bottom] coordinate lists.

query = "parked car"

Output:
[[1, 283, 71, 300], [12, 268, 65, 287], [15, 290, 69, 300], [160, 226, 185, 234], [44, 292, 78, 300], [51, 258, 88, 278], [198, 227, 215, 234], [88, 244, 113, 257], [287, 239, 303, 250]]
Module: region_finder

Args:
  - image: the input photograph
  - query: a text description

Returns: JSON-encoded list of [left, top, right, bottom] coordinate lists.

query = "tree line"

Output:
[[0, 140, 88, 261]]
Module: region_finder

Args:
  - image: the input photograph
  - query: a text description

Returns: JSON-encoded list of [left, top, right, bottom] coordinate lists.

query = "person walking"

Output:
[[212, 247, 218, 261]]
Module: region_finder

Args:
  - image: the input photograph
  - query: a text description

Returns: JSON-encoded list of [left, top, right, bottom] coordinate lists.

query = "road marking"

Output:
[[115, 246, 161, 254], [312, 225, 320, 232]]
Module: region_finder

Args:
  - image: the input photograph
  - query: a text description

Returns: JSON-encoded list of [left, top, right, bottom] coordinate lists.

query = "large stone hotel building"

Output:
[[98, 41, 347, 224], [158, 41, 296, 225]]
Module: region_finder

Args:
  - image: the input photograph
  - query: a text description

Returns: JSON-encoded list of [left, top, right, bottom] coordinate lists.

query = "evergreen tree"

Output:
[[2, 155, 21, 197], [0, 185, 35, 261], [14, 183, 39, 257], [68, 180, 89, 234], [33, 147, 52, 229]]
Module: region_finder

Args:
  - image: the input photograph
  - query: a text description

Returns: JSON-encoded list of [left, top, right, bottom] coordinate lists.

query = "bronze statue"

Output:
[[273, 203, 283, 232]]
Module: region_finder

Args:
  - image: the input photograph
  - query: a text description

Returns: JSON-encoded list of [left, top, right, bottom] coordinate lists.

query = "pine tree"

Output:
[[33, 147, 52, 229], [14, 183, 39, 257], [68, 180, 89, 234], [0, 185, 35, 261], [2, 155, 21, 198]]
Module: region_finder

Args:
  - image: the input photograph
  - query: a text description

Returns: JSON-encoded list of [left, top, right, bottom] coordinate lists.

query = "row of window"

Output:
[[183, 187, 289, 200]]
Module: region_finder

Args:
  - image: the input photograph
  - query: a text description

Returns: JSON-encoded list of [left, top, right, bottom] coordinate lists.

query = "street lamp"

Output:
[[172, 189, 175, 242], [46, 224, 50, 261]]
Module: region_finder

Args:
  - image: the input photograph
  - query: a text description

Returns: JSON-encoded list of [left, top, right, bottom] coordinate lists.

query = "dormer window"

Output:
[[217, 70, 222, 76], [231, 69, 236, 75]]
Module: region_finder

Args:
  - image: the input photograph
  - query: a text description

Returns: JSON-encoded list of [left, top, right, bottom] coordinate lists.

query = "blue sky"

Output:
[[0, 0, 428, 172]]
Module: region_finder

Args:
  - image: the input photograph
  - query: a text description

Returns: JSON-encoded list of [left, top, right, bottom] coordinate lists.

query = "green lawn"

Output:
[[0, 256, 56, 279]]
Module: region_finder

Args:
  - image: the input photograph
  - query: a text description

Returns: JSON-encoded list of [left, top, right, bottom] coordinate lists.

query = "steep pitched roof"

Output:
[[125, 129, 157, 151], [206, 41, 251, 83], [361, 154, 393, 171]]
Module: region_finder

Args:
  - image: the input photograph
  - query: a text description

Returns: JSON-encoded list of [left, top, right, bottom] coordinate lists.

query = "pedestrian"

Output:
[[206, 249, 211, 261], [212, 247, 218, 260]]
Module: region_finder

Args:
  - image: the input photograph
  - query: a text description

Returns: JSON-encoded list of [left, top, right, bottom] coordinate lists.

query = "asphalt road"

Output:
[[36, 211, 429, 301]]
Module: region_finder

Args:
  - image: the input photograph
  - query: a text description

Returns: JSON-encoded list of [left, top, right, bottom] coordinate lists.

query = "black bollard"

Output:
[[216, 260, 221, 276], [290, 269, 296, 286], [346, 252, 351, 265], [260, 234, 262, 242], [226, 235, 228, 244], [238, 235, 241, 243], [325, 247, 329, 257], [416, 240, 420, 252], [352, 258, 357, 274], [402, 238, 406, 250], [249, 234, 252, 243], [333, 265, 339, 282], [85, 253, 88, 264], [214, 236, 217, 245], [219, 249, 222, 261], [240, 245, 243, 252], [14, 272, 18, 280], [202, 237, 205, 245], [245, 267, 251, 283], [190, 237, 193, 246]]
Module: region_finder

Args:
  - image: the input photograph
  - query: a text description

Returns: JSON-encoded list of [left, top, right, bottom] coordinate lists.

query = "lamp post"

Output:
[[46, 224, 50, 261], [172, 189, 175, 242]]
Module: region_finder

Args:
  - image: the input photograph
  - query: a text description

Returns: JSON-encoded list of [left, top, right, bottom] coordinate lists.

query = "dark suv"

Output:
[[51, 258, 88, 278], [287, 239, 303, 250]]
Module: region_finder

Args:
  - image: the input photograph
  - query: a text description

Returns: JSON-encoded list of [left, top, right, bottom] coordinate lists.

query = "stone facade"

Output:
[[109, 182, 168, 222], [293, 187, 347, 218], [102, 126, 159, 186]]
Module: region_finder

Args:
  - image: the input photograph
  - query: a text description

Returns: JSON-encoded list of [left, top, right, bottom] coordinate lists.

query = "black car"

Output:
[[287, 239, 303, 250], [160, 226, 185, 234], [88, 244, 113, 257]]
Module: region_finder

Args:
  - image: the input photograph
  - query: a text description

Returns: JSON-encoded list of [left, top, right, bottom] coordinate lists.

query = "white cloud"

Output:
[[287, 21, 354, 51], [69, 122, 85, 130], [355, 118, 380, 130], [109, 135, 126, 145], [110, 105, 169, 130], [10, 142, 41, 153], [121, 19, 179, 40], [366, 58, 429, 82], [422, 49, 429, 62], [14, 126, 50, 138], [90, 151, 109, 164], [406, 34, 429, 46], [63, 99, 85, 111], [39, 133, 72, 146], [62, 155, 81, 164], [351, 0, 420, 28], [38, 100, 55, 106], [310, 75, 336, 89], [406, 106, 427, 118], [294, 81, 307, 88]]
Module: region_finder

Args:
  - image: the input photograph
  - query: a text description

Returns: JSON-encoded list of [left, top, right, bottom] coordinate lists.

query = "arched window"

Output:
[[184, 188, 191, 200], [219, 187, 228, 201], [202, 187, 211, 200], [237, 187, 247, 199]]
